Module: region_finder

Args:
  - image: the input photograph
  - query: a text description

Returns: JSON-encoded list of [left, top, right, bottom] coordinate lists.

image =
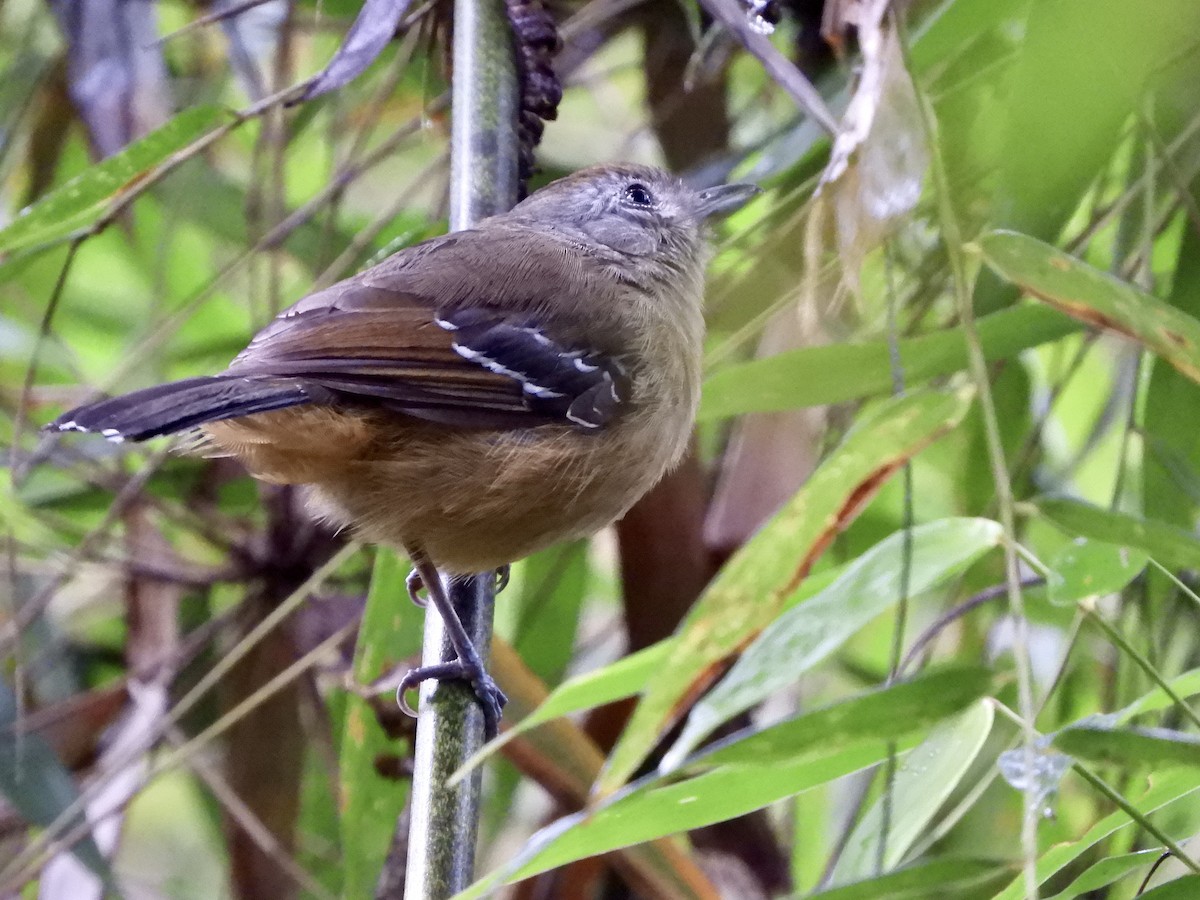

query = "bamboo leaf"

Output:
[[454, 667, 989, 900], [1053, 725, 1200, 771], [829, 702, 995, 882], [699, 305, 1076, 421], [339, 550, 423, 899], [980, 229, 1200, 384], [695, 667, 991, 768], [1045, 850, 1163, 900], [1116, 669, 1200, 723], [991, 770, 1200, 899], [456, 747, 886, 900], [1047, 539, 1148, 606], [0, 105, 234, 255], [1037, 497, 1200, 572], [808, 857, 1014, 899], [597, 386, 975, 795], [664, 518, 1002, 766]]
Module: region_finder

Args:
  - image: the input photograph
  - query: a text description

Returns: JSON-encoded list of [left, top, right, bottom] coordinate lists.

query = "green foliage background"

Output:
[[4, 0, 1200, 897]]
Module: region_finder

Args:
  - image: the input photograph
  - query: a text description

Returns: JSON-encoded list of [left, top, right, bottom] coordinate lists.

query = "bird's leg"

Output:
[[397, 552, 508, 737], [408, 563, 506, 605]]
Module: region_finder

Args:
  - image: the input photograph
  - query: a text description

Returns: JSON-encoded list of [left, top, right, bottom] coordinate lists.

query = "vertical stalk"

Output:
[[895, 13, 1039, 897], [448, 3, 520, 232], [403, 0, 519, 897]]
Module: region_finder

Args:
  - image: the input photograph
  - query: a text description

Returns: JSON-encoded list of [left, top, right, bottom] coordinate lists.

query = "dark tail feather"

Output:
[[48, 376, 317, 442]]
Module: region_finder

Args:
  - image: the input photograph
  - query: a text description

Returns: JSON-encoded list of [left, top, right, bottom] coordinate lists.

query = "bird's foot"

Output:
[[396, 659, 508, 739], [494, 565, 511, 594]]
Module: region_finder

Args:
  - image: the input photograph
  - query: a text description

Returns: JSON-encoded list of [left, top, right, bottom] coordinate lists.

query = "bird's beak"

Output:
[[696, 183, 761, 219]]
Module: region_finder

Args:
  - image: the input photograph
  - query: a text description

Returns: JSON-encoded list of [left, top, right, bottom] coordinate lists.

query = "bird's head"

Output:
[[508, 164, 759, 282]]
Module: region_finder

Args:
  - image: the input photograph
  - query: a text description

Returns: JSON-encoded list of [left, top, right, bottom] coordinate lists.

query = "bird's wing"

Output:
[[226, 231, 629, 431]]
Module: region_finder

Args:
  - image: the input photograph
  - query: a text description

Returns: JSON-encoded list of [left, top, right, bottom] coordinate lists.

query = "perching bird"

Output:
[[49, 164, 759, 735]]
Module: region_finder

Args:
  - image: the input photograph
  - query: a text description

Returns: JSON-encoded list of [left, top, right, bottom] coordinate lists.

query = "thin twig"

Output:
[[1137, 852, 1175, 895], [900, 578, 1046, 675], [152, 0, 281, 47], [697, 0, 838, 134], [0, 545, 359, 888], [0, 616, 360, 890], [0, 444, 173, 652], [877, 242, 913, 875], [10, 238, 83, 487], [1070, 764, 1200, 876], [170, 726, 337, 900]]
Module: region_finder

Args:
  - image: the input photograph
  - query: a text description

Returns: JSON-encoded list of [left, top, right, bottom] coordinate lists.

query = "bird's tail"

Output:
[[48, 376, 318, 443]]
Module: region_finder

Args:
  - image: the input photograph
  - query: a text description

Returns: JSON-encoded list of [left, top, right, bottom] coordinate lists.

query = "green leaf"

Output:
[[296, 744, 344, 896], [1145, 222, 1200, 534], [510, 542, 589, 690], [463, 640, 672, 771], [339, 549, 424, 899], [455, 746, 887, 900], [991, 0, 1195, 237], [1046, 539, 1148, 606], [1037, 497, 1200, 572], [699, 305, 1077, 421], [976, 0, 1200, 313], [1045, 849, 1162, 899], [1116, 668, 1200, 723], [455, 668, 990, 900], [1140, 876, 1200, 899], [598, 386, 975, 795], [829, 702, 995, 883], [991, 770, 1200, 899], [664, 518, 1003, 765], [1053, 724, 1200, 770], [808, 857, 1013, 899], [980, 230, 1200, 384], [459, 564, 847, 778], [0, 105, 234, 255], [0, 681, 109, 878], [694, 667, 992, 768]]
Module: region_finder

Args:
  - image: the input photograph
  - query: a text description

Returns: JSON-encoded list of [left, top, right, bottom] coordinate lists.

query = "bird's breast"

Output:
[[307, 386, 695, 573]]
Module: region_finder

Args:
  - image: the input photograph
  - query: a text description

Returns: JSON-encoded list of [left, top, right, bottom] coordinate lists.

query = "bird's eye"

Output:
[[624, 183, 654, 206]]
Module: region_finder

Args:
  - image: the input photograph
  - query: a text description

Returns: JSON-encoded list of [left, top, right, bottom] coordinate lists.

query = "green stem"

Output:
[[1070, 765, 1200, 875], [896, 11, 1041, 898], [1084, 607, 1200, 732]]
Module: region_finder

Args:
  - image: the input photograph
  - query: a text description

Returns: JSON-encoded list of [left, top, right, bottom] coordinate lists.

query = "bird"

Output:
[[48, 163, 759, 735]]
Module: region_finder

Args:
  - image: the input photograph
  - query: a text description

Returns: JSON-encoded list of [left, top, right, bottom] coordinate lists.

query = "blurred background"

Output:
[[4, 0, 1200, 897]]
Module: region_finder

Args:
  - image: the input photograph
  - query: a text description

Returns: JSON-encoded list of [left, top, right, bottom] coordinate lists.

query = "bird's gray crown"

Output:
[[505, 164, 757, 263]]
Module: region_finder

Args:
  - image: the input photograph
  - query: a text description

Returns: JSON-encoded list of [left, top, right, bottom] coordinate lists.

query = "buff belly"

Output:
[[206, 403, 689, 573], [307, 419, 683, 572]]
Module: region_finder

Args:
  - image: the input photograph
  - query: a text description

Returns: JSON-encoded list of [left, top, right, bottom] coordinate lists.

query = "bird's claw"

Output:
[[494, 565, 510, 594], [396, 659, 508, 739], [406, 568, 428, 607]]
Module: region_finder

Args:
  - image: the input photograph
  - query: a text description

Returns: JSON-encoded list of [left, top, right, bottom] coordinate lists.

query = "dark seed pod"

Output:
[[504, 0, 562, 195]]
